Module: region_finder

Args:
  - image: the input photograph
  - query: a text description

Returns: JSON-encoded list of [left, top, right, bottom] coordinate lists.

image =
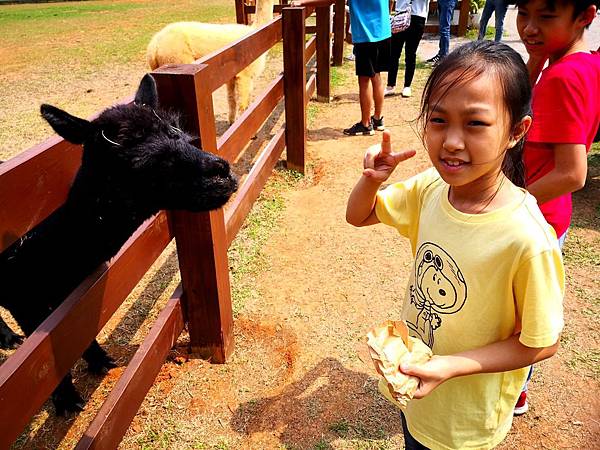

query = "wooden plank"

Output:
[[224, 129, 286, 247], [305, 35, 317, 65], [168, 209, 233, 362], [76, 292, 184, 450], [150, 65, 213, 150], [306, 73, 317, 105], [0, 212, 172, 448], [282, 6, 307, 174], [154, 65, 234, 363], [235, 0, 247, 24], [332, 0, 345, 66], [457, 0, 470, 36], [196, 18, 283, 93], [218, 75, 284, 163], [0, 138, 81, 253], [315, 5, 331, 102]]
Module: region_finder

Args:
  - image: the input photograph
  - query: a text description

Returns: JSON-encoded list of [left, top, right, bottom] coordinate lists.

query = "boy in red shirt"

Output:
[[514, 0, 600, 415], [517, 0, 600, 247]]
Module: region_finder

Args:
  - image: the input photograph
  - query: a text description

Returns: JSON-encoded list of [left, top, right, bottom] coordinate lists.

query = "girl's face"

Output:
[[425, 72, 514, 194], [517, 0, 594, 61]]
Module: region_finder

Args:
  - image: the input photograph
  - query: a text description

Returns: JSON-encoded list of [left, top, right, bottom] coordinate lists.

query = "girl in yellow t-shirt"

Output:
[[346, 40, 564, 450]]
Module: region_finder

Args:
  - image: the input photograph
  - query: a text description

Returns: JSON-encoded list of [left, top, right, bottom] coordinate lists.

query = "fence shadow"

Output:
[[231, 357, 404, 448]]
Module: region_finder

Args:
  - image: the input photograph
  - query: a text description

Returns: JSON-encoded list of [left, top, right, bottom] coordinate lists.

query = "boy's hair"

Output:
[[419, 40, 531, 187], [515, 0, 600, 22]]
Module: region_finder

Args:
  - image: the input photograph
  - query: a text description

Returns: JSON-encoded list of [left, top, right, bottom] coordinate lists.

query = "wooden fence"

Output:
[[0, 3, 342, 448], [236, 0, 346, 66]]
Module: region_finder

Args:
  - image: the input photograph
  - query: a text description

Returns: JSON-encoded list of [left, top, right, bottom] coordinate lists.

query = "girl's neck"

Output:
[[448, 173, 517, 214]]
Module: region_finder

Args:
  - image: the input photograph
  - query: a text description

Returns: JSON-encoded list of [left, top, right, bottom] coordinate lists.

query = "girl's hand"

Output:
[[400, 355, 455, 399], [363, 130, 416, 183]]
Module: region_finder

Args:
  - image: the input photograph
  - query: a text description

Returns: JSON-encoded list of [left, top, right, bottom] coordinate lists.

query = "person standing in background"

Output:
[[424, 0, 457, 66], [477, 0, 510, 41], [385, 0, 430, 98]]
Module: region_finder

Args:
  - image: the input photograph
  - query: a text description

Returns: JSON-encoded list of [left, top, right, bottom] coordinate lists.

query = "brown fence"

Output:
[[236, 0, 345, 66], [0, 3, 344, 448]]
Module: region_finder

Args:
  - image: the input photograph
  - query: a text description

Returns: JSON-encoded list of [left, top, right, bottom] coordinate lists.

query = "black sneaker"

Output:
[[371, 115, 384, 131], [425, 54, 442, 67], [343, 121, 374, 136]]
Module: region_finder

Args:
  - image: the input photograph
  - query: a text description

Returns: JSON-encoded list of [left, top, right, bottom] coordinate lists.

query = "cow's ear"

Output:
[[134, 74, 158, 109], [40, 104, 92, 144]]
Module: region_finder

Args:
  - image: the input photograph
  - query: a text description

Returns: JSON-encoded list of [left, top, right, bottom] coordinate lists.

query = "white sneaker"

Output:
[[401, 86, 412, 98], [384, 86, 396, 97]]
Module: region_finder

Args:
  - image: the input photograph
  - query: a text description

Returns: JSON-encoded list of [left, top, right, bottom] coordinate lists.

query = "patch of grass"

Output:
[[562, 233, 600, 267], [0, 1, 233, 69], [314, 438, 332, 450], [136, 426, 177, 449], [307, 103, 319, 127], [329, 419, 351, 436], [330, 66, 349, 89], [566, 348, 600, 380], [228, 168, 304, 315], [465, 26, 497, 40]]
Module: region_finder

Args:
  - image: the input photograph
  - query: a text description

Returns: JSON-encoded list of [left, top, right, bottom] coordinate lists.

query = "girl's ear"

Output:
[[509, 115, 532, 148]]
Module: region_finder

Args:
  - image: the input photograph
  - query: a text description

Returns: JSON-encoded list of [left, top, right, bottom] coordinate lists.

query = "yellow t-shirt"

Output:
[[375, 168, 565, 450]]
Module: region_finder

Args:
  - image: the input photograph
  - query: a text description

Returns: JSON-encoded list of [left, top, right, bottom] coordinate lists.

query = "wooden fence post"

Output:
[[235, 0, 248, 24], [283, 6, 306, 174], [151, 65, 234, 363], [316, 5, 331, 102], [332, 0, 345, 66]]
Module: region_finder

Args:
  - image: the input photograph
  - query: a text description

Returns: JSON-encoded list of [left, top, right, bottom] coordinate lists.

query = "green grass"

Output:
[[566, 348, 600, 380], [228, 169, 305, 316], [465, 26, 497, 40], [0, 1, 233, 68]]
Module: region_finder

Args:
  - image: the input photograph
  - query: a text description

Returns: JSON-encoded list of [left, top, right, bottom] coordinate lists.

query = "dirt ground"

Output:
[[8, 54, 598, 450], [2, 3, 599, 449]]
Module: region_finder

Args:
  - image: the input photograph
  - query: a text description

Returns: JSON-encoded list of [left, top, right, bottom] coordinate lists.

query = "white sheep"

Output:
[[146, 0, 275, 124]]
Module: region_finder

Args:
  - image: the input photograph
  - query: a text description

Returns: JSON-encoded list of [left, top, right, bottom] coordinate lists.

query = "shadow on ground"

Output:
[[231, 357, 404, 448]]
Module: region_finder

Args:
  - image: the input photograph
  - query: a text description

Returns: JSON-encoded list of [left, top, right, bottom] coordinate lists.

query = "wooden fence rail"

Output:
[[0, 4, 332, 448]]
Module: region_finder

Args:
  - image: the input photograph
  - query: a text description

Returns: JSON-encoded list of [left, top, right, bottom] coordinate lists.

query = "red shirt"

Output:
[[524, 51, 600, 238]]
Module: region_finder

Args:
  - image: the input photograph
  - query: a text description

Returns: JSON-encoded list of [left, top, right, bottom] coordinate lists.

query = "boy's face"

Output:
[[517, 0, 593, 60]]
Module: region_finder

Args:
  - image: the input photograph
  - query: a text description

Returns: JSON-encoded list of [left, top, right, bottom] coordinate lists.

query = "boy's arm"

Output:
[[346, 131, 416, 227], [402, 335, 559, 398], [526, 143, 588, 204], [526, 54, 548, 86]]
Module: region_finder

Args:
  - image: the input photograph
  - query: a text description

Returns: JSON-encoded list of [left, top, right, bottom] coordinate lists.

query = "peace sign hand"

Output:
[[363, 130, 416, 183]]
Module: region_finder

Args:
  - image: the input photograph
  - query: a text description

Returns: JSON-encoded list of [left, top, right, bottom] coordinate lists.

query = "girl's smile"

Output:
[[424, 70, 529, 212]]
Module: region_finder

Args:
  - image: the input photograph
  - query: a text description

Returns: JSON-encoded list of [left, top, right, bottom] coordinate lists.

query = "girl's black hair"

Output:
[[418, 40, 532, 187]]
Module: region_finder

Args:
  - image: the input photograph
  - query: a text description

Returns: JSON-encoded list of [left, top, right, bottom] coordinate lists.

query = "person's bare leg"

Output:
[[372, 73, 384, 120], [358, 75, 373, 126]]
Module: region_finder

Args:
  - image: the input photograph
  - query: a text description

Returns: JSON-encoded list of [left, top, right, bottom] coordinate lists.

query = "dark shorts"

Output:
[[354, 37, 391, 77]]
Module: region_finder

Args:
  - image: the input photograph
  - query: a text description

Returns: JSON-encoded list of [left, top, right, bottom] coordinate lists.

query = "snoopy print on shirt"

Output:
[[407, 242, 467, 348]]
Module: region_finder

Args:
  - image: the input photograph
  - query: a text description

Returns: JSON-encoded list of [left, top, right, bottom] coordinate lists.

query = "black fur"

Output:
[[0, 74, 237, 415]]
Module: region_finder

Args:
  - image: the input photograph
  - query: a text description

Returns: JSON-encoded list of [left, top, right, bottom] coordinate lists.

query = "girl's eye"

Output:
[[540, 14, 557, 19], [430, 117, 445, 124], [468, 120, 488, 127]]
